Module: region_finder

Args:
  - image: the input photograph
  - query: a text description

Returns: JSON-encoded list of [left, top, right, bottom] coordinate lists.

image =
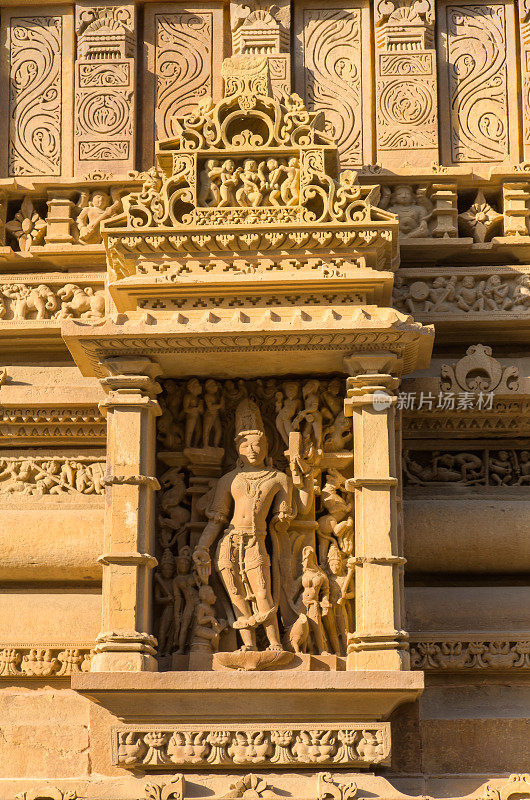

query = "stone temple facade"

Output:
[[0, 2, 529, 800]]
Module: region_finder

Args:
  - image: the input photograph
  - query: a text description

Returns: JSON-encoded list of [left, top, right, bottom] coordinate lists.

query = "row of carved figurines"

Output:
[[404, 449, 530, 485], [155, 397, 355, 658], [158, 377, 351, 455], [394, 273, 530, 314], [197, 157, 300, 209]]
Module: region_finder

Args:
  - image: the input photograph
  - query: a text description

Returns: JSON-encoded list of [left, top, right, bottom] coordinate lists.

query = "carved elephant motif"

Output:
[[1, 283, 58, 320], [55, 284, 105, 319]]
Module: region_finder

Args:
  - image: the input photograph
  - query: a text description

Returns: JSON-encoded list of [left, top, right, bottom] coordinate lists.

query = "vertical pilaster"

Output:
[[45, 190, 76, 245], [343, 354, 409, 670], [92, 357, 162, 672], [429, 184, 459, 238], [503, 182, 530, 236], [374, 0, 438, 169], [74, 2, 136, 177]]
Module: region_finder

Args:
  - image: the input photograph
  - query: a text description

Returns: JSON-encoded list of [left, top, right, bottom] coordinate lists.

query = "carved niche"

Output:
[[154, 376, 355, 669]]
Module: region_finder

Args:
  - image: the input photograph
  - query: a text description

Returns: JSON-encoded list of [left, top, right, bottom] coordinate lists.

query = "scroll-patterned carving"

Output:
[[441, 4, 512, 164], [154, 12, 214, 141], [295, 6, 365, 168], [518, 0, 530, 157], [8, 16, 63, 176]]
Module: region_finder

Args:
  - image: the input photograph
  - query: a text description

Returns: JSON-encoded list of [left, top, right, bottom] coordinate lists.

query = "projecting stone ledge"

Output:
[[72, 669, 423, 721], [73, 671, 422, 771]]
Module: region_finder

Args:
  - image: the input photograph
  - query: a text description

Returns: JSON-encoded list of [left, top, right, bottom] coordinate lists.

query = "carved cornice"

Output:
[[0, 405, 106, 446], [112, 723, 390, 770], [402, 398, 530, 437], [62, 309, 433, 379]]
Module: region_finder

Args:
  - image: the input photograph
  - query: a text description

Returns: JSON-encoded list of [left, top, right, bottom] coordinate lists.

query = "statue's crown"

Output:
[[235, 397, 265, 440]]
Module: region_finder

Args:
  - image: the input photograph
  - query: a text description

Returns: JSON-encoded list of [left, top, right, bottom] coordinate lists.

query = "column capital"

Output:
[[99, 357, 163, 400], [343, 352, 403, 377]]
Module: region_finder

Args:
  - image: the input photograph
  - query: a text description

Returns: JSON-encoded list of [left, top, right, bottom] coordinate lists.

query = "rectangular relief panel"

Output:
[[294, 0, 372, 168], [374, 0, 438, 169], [74, 2, 136, 176], [438, 0, 519, 167], [142, 3, 224, 165], [0, 6, 74, 177]]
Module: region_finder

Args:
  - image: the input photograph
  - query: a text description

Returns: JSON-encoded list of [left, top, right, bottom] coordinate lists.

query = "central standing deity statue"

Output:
[[193, 398, 293, 651]]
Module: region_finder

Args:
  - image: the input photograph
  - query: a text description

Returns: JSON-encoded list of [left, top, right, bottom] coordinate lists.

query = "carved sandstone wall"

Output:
[[0, 5, 529, 800]]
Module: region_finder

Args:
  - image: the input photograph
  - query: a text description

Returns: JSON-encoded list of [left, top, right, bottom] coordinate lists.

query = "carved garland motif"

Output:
[[0, 646, 93, 677], [410, 640, 530, 670], [114, 724, 390, 769]]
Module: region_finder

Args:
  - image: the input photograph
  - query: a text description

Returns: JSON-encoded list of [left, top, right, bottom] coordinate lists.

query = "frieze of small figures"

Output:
[[154, 377, 355, 665], [0, 280, 105, 321], [394, 272, 530, 315], [0, 456, 105, 495], [403, 448, 530, 487]]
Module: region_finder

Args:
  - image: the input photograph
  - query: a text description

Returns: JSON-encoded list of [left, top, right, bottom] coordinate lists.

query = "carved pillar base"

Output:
[[91, 631, 158, 672]]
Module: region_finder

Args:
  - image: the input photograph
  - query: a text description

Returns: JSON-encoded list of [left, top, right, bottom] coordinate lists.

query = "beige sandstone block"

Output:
[[0, 505, 103, 581], [406, 586, 530, 633], [0, 589, 101, 643], [0, 688, 90, 778], [421, 717, 530, 773], [404, 498, 530, 573]]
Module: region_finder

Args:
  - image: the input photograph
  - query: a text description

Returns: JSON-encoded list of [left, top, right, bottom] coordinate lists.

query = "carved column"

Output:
[[92, 357, 161, 672], [343, 354, 408, 670], [374, 0, 438, 169], [74, 2, 136, 177]]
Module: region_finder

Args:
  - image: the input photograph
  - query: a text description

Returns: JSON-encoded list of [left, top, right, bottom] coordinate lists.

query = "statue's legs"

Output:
[[323, 607, 341, 655], [219, 566, 257, 650], [176, 601, 196, 653], [307, 602, 329, 654], [246, 564, 282, 650]]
